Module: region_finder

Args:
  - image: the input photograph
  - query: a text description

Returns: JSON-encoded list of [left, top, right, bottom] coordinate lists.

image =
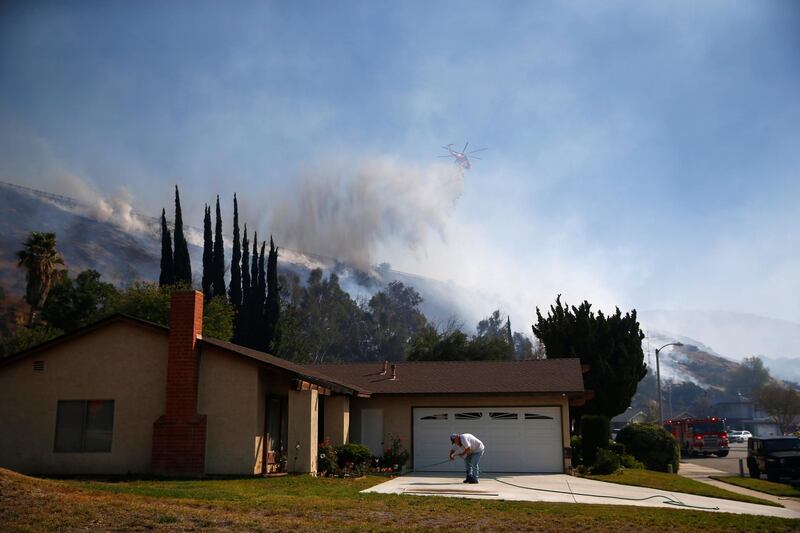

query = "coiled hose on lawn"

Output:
[[406, 459, 720, 511]]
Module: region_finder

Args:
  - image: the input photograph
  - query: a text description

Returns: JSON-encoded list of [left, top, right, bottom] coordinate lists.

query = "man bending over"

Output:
[[449, 433, 485, 484]]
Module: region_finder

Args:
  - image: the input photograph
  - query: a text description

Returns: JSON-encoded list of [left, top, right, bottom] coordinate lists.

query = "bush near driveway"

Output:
[[616, 423, 679, 473], [580, 415, 610, 466]]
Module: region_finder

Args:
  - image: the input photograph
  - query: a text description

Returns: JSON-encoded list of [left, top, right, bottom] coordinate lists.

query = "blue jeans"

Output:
[[464, 450, 483, 480]]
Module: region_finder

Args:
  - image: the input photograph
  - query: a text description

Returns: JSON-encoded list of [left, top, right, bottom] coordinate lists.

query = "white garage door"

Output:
[[412, 406, 563, 473]]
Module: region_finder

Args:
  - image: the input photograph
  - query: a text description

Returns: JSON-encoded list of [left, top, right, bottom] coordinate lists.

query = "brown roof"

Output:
[[302, 359, 585, 395], [0, 314, 368, 396], [200, 337, 370, 396]]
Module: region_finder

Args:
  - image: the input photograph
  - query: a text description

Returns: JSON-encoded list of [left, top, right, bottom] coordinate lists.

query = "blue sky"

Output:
[[1, 1, 799, 350]]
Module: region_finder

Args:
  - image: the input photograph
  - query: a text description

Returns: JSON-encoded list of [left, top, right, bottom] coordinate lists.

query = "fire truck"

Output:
[[664, 417, 730, 457]]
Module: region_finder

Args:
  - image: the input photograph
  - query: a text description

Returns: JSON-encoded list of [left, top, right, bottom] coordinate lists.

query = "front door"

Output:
[[361, 408, 384, 456], [265, 396, 288, 473]]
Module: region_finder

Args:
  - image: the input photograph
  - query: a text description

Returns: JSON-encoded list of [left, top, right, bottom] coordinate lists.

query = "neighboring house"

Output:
[[0, 291, 586, 476], [610, 409, 647, 433], [714, 397, 781, 436]]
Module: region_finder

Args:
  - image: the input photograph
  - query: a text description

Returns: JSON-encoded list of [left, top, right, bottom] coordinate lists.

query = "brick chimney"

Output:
[[151, 290, 207, 476]]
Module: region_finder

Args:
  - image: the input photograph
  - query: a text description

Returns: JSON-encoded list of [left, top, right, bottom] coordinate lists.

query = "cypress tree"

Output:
[[264, 236, 280, 353], [238, 225, 250, 344], [229, 194, 241, 310], [172, 186, 192, 285], [256, 240, 267, 351], [248, 233, 259, 348], [159, 208, 175, 287], [506, 316, 514, 346], [202, 204, 213, 298], [212, 195, 226, 297]]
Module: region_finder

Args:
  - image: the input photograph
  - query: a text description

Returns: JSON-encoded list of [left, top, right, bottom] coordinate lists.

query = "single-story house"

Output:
[[0, 291, 586, 476], [610, 409, 648, 434]]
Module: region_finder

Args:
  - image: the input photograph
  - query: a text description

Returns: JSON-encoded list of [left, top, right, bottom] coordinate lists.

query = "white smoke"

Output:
[[46, 174, 152, 235], [269, 157, 464, 269]]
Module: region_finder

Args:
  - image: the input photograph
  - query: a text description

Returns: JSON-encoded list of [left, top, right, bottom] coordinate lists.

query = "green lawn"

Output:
[[711, 476, 800, 498], [2, 468, 799, 532], [588, 468, 780, 507]]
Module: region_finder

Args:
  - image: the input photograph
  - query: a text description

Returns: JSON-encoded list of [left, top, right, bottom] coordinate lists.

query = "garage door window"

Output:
[[454, 412, 483, 420], [525, 413, 554, 420], [54, 400, 115, 453], [420, 413, 448, 420], [489, 412, 518, 420]]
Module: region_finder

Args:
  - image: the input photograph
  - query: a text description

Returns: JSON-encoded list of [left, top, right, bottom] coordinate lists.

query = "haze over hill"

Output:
[[3, 179, 799, 385]]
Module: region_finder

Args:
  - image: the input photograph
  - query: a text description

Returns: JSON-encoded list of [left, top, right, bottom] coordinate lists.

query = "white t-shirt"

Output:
[[456, 433, 485, 453]]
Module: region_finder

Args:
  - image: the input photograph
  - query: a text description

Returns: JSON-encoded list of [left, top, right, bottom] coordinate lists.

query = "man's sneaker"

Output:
[[463, 478, 470, 483], [467, 478, 479, 484]]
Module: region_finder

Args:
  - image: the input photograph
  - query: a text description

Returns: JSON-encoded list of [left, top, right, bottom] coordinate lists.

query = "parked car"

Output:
[[747, 436, 800, 482], [729, 430, 752, 443]]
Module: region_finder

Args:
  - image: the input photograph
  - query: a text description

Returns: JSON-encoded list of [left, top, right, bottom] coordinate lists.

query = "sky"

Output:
[[1, 1, 799, 357]]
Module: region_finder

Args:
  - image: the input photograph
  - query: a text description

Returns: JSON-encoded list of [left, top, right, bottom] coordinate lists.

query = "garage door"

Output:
[[412, 406, 563, 473]]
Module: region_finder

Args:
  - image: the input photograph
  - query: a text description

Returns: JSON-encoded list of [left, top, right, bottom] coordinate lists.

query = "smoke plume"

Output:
[[46, 174, 152, 235], [269, 157, 464, 269]]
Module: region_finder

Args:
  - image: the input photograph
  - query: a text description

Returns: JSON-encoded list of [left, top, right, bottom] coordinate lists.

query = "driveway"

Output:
[[362, 473, 800, 519]]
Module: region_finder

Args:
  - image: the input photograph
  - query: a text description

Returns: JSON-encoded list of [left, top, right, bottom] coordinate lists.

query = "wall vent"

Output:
[[33, 360, 45, 372]]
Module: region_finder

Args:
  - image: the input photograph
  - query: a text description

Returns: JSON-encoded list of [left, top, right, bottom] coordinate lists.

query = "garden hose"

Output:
[[401, 459, 721, 511]]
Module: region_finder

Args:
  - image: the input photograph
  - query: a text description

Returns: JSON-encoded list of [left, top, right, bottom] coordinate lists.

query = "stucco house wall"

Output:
[[0, 321, 167, 475], [197, 344, 263, 475]]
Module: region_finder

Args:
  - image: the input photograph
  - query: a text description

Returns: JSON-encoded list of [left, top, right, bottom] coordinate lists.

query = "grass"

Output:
[[588, 468, 780, 507], [1, 468, 799, 532], [711, 476, 800, 498]]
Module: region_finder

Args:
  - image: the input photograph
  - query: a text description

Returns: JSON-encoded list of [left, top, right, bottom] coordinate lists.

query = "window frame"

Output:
[[53, 399, 115, 453]]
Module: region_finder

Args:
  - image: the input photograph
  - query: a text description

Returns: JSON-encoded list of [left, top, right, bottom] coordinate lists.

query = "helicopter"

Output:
[[439, 142, 487, 170]]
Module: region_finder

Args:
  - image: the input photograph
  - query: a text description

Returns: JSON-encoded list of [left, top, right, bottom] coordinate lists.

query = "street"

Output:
[[681, 442, 747, 475]]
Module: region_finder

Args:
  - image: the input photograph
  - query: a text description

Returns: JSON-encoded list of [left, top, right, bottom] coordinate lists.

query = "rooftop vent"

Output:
[[390, 364, 397, 381], [380, 360, 388, 375]]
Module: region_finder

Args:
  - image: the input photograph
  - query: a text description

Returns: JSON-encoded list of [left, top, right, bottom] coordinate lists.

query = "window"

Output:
[[54, 400, 114, 453], [33, 360, 45, 372], [525, 413, 554, 420], [420, 413, 448, 420], [454, 412, 483, 420], [489, 412, 518, 420]]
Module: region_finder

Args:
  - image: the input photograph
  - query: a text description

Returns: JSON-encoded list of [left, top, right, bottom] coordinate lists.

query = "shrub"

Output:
[[620, 454, 645, 469], [335, 443, 372, 474], [609, 440, 625, 456], [589, 448, 621, 475], [570, 435, 582, 467], [381, 434, 410, 472], [317, 440, 338, 476], [615, 423, 679, 473], [580, 415, 610, 466]]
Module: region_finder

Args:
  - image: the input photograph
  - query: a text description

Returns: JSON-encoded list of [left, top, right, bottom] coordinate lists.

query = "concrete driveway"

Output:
[[362, 473, 800, 519]]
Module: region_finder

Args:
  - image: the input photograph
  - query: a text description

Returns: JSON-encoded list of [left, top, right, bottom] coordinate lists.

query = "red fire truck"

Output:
[[664, 417, 730, 457]]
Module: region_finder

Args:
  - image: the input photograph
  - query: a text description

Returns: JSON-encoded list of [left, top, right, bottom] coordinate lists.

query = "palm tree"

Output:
[[16, 232, 64, 326]]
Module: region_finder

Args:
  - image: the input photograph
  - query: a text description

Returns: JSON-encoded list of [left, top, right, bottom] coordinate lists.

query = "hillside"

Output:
[[3, 180, 798, 389]]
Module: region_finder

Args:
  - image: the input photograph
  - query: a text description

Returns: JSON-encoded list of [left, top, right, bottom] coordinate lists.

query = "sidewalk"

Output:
[[679, 461, 800, 514]]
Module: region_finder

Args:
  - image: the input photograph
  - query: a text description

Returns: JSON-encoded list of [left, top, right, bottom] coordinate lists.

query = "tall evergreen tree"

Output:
[[533, 296, 646, 428], [202, 204, 213, 298], [229, 194, 242, 310], [264, 236, 280, 353], [505, 317, 514, 346], [247, 235, 261, 348], [212, 196, 226, 298], [159, 209, 175, 287], [172, 186, 192, 285], [238, 225, 250, 344], [255, 240, 267, 350]]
